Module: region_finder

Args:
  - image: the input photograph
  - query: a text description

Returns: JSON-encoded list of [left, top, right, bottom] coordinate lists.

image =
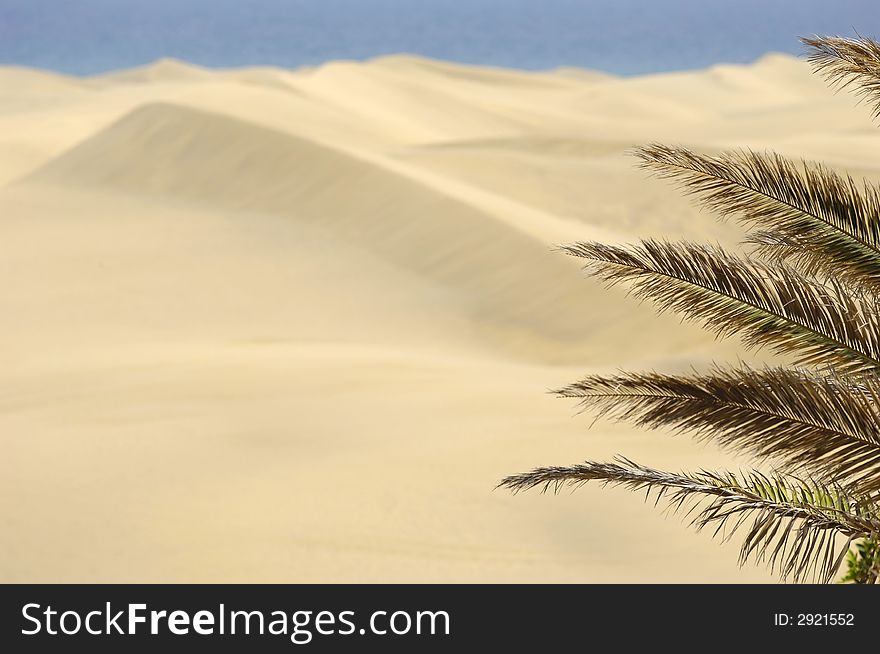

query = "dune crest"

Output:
[[92, 57, 215, 84], [27, 102, 689, 363]]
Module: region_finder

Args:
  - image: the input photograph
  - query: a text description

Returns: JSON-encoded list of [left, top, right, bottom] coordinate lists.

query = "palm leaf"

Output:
[[803, 34, 880, 118], [557, 365, 880, 495], [506, 32, 880, 583], [562, 240, 880, 374], [634, 144, 880, 289], [499, 457, 880, 583]]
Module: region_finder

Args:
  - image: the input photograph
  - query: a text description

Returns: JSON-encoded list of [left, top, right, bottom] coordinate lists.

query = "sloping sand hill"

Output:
[[2, 53, 876, 582]]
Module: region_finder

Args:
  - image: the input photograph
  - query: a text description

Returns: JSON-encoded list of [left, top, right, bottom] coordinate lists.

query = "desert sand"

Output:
[[3, 53, 877, 582]]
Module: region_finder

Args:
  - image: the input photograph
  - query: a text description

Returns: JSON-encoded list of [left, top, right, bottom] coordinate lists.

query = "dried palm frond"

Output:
[[499, 458, 880, 583], [634, 145, 880, 290], [561, 240, 880, 374], [557, 365, 880, 495], [803, 35, 880, 118]]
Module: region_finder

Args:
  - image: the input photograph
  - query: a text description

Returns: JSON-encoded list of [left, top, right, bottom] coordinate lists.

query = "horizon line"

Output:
[[0, 50, 805, 80]]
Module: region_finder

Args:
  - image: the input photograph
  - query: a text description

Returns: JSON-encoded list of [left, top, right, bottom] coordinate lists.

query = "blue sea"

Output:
[[2, 0, 880, 76]]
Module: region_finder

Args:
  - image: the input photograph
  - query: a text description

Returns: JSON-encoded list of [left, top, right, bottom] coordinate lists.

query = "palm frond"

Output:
[[803, 34, 880, 118], [562, 240, 880, 374], [557, 365, 880, 495], [634, 144, 880, 289], [499, 457, 880, 583]]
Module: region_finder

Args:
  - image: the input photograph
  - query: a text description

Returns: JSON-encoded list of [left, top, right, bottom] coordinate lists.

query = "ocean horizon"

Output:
[[2, 0, 880, 76]]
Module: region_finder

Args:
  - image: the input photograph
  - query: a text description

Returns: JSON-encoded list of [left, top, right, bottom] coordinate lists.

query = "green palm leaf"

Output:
[[634, 144, 880, 289], [562, 240, 880, 374], [803, 34, 880, 118], [500, 458, 880, 583], [557, 365, 880, 496]]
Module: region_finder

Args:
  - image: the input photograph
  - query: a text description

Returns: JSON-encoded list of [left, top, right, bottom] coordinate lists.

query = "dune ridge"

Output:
[[23, 102, 663, 361]]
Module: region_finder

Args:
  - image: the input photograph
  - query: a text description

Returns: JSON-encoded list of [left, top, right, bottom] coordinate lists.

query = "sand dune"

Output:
[[25, 102, 707, 364], [0, 67, 87, 100], [2, 52, 872, 582]]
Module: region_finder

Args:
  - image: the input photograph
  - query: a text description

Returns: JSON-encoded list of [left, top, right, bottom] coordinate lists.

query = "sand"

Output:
[[2, 53, 875, 582]]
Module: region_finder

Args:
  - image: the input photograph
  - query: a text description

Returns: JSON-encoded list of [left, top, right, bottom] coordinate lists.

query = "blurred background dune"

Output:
[[5, 49, 880, 582]]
